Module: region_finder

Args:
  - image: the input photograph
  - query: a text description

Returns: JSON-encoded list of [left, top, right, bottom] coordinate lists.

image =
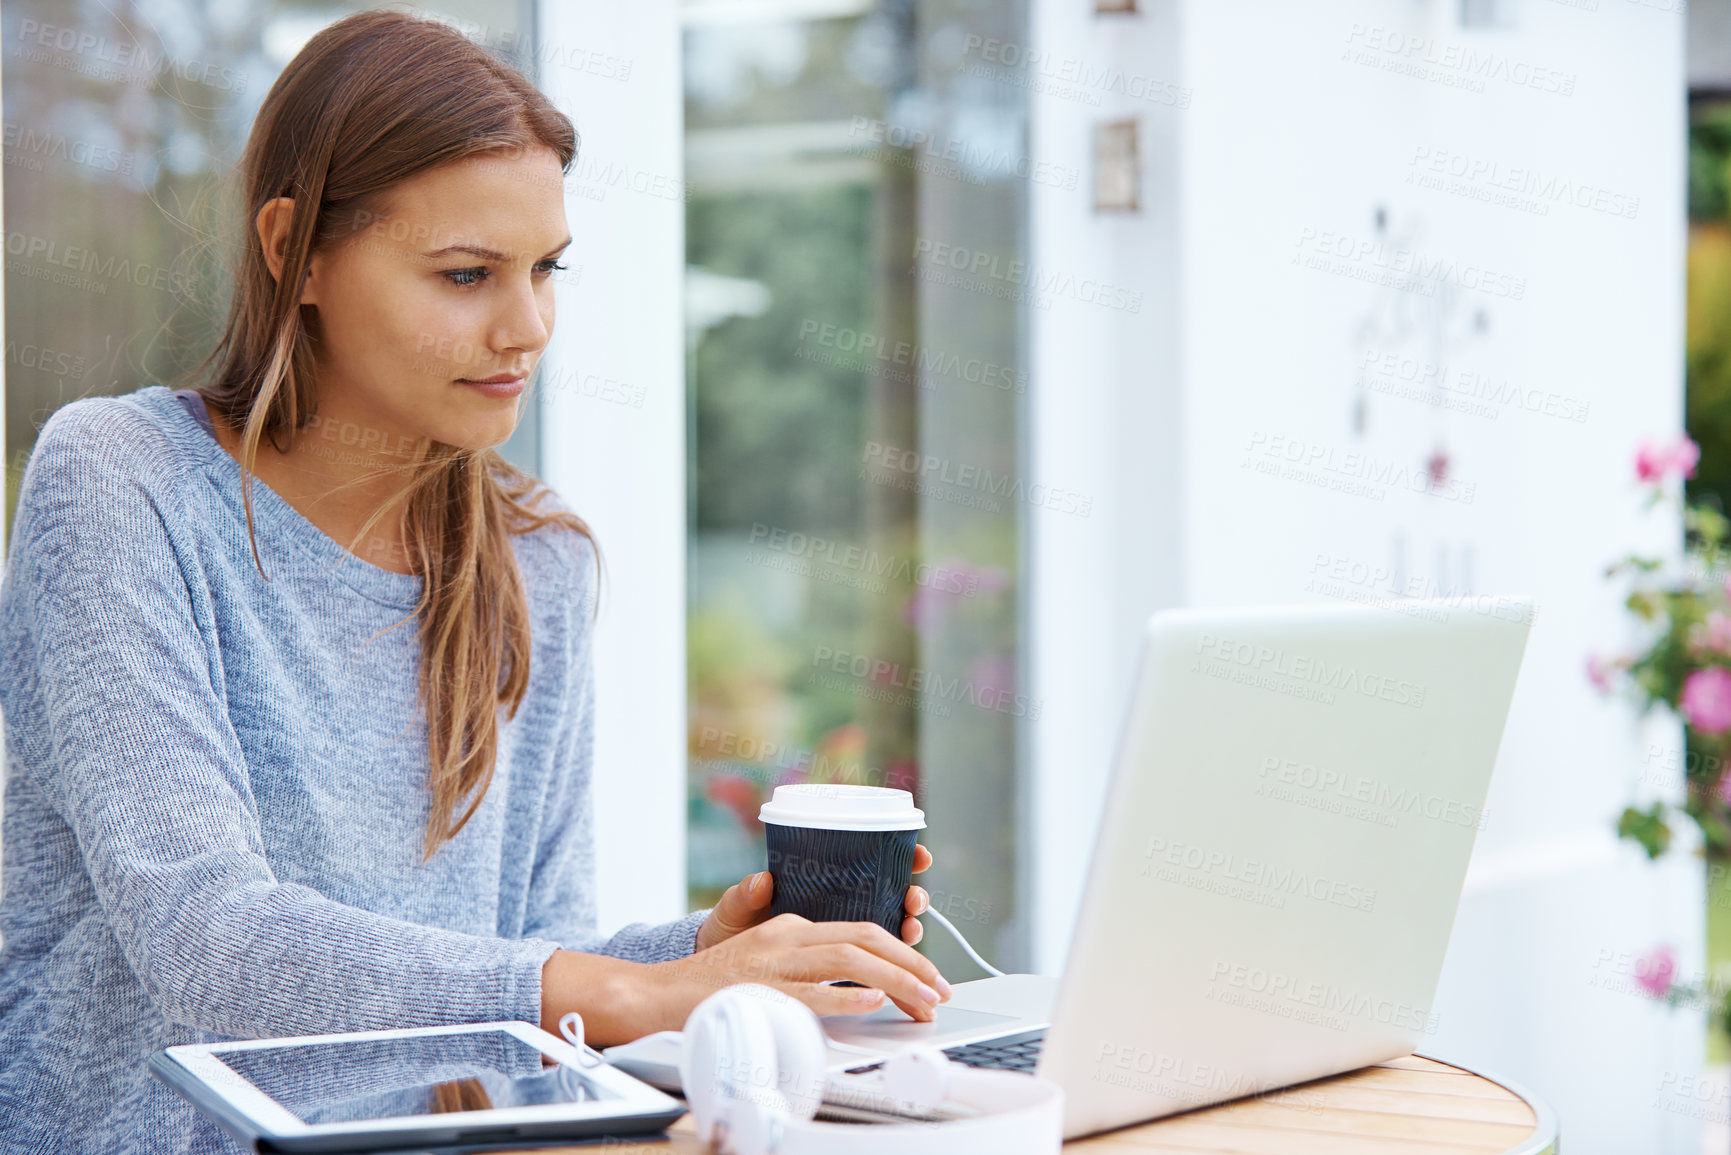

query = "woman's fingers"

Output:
[[671, 913, 957, 1030], [901, 886, 928, 943], [793, 919, 951, 1001], [692, 871, 775, 952], [782, 981, 887, 1019], [904, 844, 933, 945], [768, 944, 937, 1023], [804, 942, 942, 1021]]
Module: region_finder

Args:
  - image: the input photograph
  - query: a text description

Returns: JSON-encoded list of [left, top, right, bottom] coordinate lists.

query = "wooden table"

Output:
[[523, 1052, 1557, 1154], [1057, 1054, 1555, 1154]]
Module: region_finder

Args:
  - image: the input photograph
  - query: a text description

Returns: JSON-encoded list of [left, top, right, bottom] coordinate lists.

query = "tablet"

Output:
[[149, 1019, 688, 1153]]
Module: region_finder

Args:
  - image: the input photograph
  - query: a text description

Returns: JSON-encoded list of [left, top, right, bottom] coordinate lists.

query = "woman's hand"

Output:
[[653, 911, 953, 1032], [695, 844, 933, 953]]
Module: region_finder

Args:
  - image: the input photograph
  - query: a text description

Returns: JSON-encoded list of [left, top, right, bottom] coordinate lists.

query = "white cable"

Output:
[[557, 1010, 605, 1067], [920, 906, 1005, 978]]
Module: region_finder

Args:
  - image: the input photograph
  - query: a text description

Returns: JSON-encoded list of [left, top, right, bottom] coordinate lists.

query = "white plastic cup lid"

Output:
[[758, 784, 926, 832]]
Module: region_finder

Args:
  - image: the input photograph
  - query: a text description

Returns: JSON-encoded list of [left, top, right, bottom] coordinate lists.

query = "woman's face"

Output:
[[298, 145, 570, 453]]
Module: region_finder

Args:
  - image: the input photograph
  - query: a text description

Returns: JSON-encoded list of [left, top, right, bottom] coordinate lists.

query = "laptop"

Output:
[[606, 598, 1533, 1139]]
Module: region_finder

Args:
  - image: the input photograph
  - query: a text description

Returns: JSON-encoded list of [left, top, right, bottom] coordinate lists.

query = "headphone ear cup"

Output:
[[882, 1044, 954, 1114], [679, 986, 786, 1144], [751, 988, 830, 1122], [714, 1095, 785, 1155]]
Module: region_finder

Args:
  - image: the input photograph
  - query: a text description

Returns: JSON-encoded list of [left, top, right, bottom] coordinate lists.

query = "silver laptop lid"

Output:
[[1042, 599, 1531, 1139]]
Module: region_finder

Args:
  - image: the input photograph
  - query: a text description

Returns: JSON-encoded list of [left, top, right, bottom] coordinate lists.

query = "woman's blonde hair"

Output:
[[191, 9, 596, 864]]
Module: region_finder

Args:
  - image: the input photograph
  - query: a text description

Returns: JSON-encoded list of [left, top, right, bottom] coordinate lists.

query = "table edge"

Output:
[[1412, 1050, 1559, 1155]]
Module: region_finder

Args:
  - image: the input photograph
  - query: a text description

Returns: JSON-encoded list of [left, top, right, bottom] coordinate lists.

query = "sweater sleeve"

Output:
[[521, 530, 711, 964], [4, 407, 564, 1039]]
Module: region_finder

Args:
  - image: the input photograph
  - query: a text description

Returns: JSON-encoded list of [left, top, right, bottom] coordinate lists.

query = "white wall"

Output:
[[1025, 0, 1188, 983], [1028, 0, 1695, 1149], [536, 0, 690, 934]]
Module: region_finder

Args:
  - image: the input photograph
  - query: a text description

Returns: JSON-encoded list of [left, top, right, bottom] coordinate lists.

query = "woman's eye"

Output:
[[442, 261, 565, 286]]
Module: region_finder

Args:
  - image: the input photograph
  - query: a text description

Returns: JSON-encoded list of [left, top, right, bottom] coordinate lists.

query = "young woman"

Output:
[[0, 11, 949, 1152]]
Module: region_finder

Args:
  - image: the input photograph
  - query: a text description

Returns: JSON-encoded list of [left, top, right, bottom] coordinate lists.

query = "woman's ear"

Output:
[[254, 197, 319, 306]]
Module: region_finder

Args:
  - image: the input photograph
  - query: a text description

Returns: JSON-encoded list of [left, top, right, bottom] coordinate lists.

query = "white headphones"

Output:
[[677, 983, 1064, 1155]]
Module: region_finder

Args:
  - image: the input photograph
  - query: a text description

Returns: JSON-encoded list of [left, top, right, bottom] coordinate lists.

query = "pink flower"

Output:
[[1635, 944, 1677, 997], [1635, 436, 1700, 484], [1586, 654, 1615, 693], [903, 560, 1011, 632], [1681, 668, 1731, 735], [969, 653, 1016, 700], [1707, 613, 1731, 654]]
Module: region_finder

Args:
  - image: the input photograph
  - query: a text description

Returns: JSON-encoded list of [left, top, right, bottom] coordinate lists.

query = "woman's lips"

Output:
[[456, 373, 526, 398]]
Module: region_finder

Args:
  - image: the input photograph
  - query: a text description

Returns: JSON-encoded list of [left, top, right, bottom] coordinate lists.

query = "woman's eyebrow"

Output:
[[423, 238, 573, 262]]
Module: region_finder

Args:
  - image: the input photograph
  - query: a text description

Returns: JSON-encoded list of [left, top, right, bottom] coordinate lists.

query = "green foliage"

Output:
[[688, 185, 875, 534], [1602, 479, 1731, 860], [1691, 103, 1731, 223], [1618, 803, 1673, 860], [1688, 104, 1731, 512]]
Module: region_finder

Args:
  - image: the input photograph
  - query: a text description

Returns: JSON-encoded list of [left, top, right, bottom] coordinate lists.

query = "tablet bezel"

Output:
[[161, 1019, 686, 1141]]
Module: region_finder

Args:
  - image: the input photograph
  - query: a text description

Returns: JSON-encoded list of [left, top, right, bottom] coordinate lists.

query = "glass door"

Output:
[[683, 0, 1030, 975]]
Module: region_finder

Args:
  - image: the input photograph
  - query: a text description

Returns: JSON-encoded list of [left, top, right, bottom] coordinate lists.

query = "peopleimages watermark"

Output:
[[1192, 632, 1428, 710], [862, 441, 1094, 517], [1293, 227, 1527, 301], [1587, 947, 1702, 998], [3, 122, 131, 176], [1641, 743, 1728, 794], [6, 340, 91, 380], [692, 725, 923, 801], [1205, 959, 1440, 1034], [1357, 346, 1589, 425], [913, 238, 1143, 313], [756, 853, 994, 925], [5, 229, 195, 298], [1256, 755, 1488, 831], [1655, 1071, 1730, 1127], [1090, 1041, 1326, 1114], [807, 645, 1041, 719], [796, 319, 1026, 394], [747, 524, 986, 598], [1341, 24, 1578, 97], [303, 412, 422, 460], [1406, 145, 1639, 221], [534, 363, 646, 409], [398, 7, 634, 82], [15, 18, 247, 94], [1304, 550, 1538, 627], [1140, 836, 1379, 913], [1242, 431, 1478, 506], [847, 117, 1080, 191], [960, 35, 1193, 111]]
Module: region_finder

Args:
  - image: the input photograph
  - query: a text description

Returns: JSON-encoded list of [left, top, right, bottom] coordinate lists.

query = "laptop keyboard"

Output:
[[842, 1028, 1046, 1076], [942, 1028, 1046, 1072]]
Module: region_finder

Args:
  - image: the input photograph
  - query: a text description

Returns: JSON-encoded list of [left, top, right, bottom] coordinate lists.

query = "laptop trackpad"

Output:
[[820, 1005, 1021, 1049]]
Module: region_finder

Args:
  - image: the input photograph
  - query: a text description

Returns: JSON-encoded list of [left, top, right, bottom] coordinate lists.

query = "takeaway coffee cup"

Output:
[[759, 784, 926, 938]]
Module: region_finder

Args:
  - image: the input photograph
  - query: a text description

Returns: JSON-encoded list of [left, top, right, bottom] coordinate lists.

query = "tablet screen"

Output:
[[214, 1029, 620, 1125]]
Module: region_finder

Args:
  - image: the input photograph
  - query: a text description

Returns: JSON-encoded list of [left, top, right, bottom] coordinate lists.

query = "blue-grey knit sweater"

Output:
[[0, 384, 708, 1153]]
